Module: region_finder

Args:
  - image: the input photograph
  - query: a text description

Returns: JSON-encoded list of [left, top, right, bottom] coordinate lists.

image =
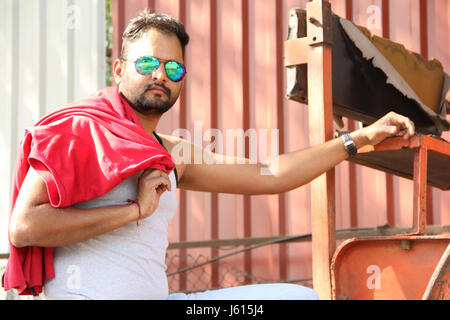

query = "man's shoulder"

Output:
[[155, 133, 188, 149]]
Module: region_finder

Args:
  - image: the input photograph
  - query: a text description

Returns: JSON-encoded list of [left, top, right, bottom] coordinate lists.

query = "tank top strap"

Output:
[[153, 131, 178, 185]]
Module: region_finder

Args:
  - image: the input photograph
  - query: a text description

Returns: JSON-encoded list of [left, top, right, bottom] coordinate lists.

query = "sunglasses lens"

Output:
[[135, 56, 159, 75], [165, 61, 186, 82]]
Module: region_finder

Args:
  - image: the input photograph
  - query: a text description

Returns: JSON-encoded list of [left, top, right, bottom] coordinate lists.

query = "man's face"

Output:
[[114, 28, 185, 115]]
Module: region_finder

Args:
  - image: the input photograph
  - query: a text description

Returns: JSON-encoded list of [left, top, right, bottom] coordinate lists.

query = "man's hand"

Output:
[[351, 111, 416, 148], [136, 169, 171, 218]]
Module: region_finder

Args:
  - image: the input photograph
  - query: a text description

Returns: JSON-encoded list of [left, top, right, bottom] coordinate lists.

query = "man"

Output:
[[5, 12, 414, 300]]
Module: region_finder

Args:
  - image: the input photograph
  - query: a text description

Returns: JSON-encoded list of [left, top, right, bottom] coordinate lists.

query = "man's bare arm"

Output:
[[176, 112, 415, 195], [9, 167, 171, 248]]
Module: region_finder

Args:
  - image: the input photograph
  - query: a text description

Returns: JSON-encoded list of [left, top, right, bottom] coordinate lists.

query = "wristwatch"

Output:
[[341, 133, 357, 156]]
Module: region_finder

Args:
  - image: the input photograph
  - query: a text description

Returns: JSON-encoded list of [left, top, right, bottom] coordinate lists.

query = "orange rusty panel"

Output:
[[423, 243, 450, 300], [331, 236, 450, 300]]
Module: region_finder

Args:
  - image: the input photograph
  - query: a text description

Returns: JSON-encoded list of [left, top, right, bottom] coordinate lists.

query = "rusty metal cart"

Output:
[[284, 0, 450, 300]]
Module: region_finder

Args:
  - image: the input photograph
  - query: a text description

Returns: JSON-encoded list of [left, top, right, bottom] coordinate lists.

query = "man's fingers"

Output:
[[386, 125, 397, 135], [139, 171, 171, 192], [386, 112, 415, 138], [152, 176, 172, 192], [408, 120, 415, 136], [400, 118, 414, 139]]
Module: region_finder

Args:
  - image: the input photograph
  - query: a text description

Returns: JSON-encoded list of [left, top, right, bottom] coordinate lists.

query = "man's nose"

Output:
[[151, 64, 167, 82]]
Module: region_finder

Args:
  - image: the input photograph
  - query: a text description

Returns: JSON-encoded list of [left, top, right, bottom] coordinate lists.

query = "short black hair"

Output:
[[121, 10, 190, 58]]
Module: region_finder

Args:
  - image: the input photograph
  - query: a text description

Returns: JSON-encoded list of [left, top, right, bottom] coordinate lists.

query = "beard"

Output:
[[130, 83, 174, 115]]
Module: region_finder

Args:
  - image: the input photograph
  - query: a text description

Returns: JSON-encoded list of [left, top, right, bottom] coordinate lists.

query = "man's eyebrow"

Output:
[[135, 55, 185, 64]]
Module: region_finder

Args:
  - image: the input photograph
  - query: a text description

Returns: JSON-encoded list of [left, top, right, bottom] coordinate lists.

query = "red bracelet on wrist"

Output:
[[127, 199, 142, 227]]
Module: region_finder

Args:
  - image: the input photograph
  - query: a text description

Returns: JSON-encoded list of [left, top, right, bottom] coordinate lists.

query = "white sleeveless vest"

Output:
[[43, 169, 178, 300]]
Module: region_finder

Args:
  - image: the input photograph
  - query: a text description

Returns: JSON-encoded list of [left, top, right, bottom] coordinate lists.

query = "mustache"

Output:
[[143, 83, 171, 98]]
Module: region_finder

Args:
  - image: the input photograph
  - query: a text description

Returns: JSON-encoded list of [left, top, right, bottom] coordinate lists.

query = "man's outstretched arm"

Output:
[[177, 112, 415, 195]]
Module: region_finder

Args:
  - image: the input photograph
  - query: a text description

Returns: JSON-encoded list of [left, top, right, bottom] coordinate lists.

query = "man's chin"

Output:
[[136, 98, 173, 115]]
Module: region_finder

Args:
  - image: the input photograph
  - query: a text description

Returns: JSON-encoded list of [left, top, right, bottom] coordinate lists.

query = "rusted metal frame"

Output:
[[284, 0, 336, 300], [357, 135, 450, 155], [356, 134, 450, 235], [412, 144, 428, 235], [420, 135, 450, 154]]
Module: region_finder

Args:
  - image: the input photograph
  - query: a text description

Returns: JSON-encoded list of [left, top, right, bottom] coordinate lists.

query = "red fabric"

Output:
[[1, 87, 175, 295]]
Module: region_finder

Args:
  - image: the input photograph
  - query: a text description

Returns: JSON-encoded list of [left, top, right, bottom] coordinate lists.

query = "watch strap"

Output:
[[341, 133, 357, 156]]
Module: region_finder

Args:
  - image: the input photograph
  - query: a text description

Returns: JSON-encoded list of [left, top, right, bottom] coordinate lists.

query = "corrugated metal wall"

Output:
[[0, 0, 448, 295], [112, 0, 450, 292], [0, 0, 106, 253]]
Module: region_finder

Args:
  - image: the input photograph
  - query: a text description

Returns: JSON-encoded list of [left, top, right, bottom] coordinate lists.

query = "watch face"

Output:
[[342, 134, 357, 156]]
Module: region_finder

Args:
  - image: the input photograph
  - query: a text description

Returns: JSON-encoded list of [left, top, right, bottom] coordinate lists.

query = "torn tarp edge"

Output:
[[339, 18, 449, 131]]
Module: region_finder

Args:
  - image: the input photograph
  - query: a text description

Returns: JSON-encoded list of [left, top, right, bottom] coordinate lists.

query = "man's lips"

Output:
[[148, 86, 168, 96]]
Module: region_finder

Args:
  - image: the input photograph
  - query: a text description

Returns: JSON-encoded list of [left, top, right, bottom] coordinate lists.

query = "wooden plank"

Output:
[[306, 0, 335, 300]]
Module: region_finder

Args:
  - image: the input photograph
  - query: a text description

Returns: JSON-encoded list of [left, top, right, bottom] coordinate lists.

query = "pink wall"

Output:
[[112, 0, 450, 292]]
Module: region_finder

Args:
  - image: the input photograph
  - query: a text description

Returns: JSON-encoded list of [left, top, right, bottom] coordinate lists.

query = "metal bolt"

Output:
[[401, 240, 411, 250]]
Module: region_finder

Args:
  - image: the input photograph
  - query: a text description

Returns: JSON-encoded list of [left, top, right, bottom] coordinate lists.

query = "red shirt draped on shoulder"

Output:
[[2, 87, 175, 296]]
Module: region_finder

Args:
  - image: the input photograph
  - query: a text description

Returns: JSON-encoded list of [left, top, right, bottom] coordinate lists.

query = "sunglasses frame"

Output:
[[121, 56, 187, 82]]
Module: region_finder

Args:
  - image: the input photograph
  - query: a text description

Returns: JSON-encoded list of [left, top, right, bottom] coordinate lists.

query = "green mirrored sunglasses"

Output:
[[121, 56, 186, 82]]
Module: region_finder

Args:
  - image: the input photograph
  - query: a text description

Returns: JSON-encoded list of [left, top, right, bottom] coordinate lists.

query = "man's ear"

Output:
[[179, 76, 186, 89], [112, 59, 123, 85]]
